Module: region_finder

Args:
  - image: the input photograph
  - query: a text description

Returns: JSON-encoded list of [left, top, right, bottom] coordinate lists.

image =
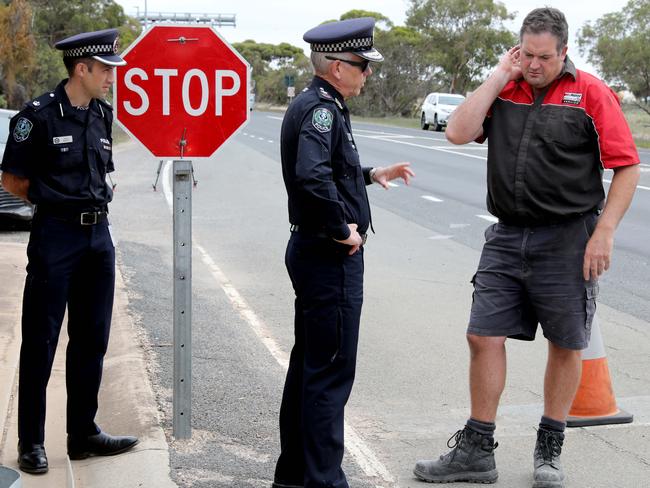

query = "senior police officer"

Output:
[[1, 29, 138, 474], [273, 17, 414, 488]]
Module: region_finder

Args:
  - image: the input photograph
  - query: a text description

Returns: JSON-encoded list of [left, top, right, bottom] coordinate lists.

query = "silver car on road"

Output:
[[420, 92, 466, 132]]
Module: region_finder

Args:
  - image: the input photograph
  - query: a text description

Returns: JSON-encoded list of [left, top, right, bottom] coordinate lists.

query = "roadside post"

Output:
[[114, 24, 250, 438]]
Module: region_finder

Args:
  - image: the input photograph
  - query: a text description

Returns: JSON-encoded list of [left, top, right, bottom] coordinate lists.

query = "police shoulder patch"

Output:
[[312, 108, 333, 133], [13, 117, 33, 143]]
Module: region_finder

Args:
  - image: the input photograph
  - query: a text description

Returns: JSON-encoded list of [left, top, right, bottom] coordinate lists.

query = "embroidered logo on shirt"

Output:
[[13, 117, 33, 142], [312, 108, 333, 133], [53, 135, 73, 144], [562, 92, 582, 105]]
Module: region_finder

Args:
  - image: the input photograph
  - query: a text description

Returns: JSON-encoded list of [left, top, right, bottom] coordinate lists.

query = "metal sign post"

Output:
[[173, 159, 192, 438], [115, 25, 251, 441]]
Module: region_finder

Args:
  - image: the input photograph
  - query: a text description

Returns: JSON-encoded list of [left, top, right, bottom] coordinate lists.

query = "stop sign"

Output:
[[115, 25, 250, 158]]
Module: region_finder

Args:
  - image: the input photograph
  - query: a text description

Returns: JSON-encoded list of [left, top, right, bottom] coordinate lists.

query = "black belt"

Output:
[[290, 224, 367, 245], [36, 207, 108, 225]]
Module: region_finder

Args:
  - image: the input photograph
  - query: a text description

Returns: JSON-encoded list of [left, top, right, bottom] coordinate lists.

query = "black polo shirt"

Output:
[[281, 76, 372, 240], [479, 57, 639, 224], [1, 79, 115, 211]]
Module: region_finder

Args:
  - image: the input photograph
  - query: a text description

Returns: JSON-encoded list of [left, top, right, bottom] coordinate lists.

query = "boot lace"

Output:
[[447, 429, 465, 449], [536, 429, 563, 464], [443, 428, 498, 463]]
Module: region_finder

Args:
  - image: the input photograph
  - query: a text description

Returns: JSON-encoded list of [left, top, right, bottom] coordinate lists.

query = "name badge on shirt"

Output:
[[562, 92, 582, 105], [53, 135, 73, 144]]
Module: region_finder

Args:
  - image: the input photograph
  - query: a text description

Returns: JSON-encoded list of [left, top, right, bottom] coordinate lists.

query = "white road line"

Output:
[[267, 115, 284, 121], [428, 235, 454, 240], [450, 223, 470, 229], [160, 161, 395, 485], [258, 137, 265, 141], [422, 195, 443, 202], [355, 134, 489, 161], [162, 161, 173, 208], [477, 214, 498, 223], [387, 182, 398, 188], [267, 139, 274, 143]]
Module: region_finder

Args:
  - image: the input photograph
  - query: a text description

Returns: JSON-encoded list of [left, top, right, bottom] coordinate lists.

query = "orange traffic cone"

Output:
[[567, 314, 633, 427]]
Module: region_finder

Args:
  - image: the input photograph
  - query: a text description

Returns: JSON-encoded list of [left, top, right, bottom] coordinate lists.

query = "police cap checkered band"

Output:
[[64, 43, 116, 58], [303, 17, 383, 62], [55, 28, 126, 66], [311, 37, 373, 53]]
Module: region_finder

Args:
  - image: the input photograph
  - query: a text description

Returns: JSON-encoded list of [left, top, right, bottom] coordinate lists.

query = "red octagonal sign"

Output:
[[115, 25, 250, 158]]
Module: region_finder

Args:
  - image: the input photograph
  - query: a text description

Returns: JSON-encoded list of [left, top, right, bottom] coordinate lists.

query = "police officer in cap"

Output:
[[1, 28, 138, 474], [273, 17, 414, 488]]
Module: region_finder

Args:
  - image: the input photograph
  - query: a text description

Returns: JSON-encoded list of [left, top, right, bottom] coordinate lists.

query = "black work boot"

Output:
[[533, 428, 565, 488], [414, 426, 498, 483]]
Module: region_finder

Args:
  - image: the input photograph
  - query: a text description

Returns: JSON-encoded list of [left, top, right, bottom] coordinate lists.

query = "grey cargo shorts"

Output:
[[467, 212, 599, 350]]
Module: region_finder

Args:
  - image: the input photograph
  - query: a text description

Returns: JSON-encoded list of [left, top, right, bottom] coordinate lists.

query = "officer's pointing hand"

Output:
[[373, 162, 414, 189], [335, 223, 363, 255]]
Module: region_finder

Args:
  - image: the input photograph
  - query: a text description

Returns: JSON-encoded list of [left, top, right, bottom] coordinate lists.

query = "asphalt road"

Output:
[[2, 110, 649, 487], [246, 111, 650, 324]]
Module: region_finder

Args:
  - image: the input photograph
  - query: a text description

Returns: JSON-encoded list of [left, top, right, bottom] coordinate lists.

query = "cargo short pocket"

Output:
[[585, 282, 599, 330], [470, 273, 477, 304]]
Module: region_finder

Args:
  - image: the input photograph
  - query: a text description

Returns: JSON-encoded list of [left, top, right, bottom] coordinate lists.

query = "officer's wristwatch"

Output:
[[369, 167, 378, 183]]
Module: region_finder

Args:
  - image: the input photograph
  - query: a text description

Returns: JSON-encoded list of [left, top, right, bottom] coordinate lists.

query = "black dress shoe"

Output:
[[67, 431, 139, 460], [17, 443, 49, 474]]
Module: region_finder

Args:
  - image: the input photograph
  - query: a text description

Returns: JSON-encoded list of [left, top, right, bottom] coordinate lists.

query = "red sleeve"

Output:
[[586, 82, 639, 169]]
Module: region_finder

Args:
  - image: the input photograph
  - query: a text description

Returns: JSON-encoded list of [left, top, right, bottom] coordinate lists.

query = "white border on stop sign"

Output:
[[113, 23, 252, 159]]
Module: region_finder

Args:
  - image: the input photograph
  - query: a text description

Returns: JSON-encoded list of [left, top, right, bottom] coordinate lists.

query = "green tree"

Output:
[[577, 0, 650, 111], [233, 40, 310, 105], [406, 0, 516, 94], [0, 0, 139, 105], [340, 10, 393, 29], [30, 0, 129, 46], [349, 26, 431, 117]]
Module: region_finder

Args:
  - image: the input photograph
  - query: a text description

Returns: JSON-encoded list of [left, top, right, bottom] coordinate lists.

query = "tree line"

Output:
[[1, 0, 648, 117]]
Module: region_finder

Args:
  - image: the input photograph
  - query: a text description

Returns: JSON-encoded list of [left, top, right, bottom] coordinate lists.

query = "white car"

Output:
[[0, 108, 34, 222], [420, 92, 466, 131]]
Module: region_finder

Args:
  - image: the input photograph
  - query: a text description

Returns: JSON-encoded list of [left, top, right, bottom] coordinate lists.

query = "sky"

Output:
[[115, 0, 627, 77]]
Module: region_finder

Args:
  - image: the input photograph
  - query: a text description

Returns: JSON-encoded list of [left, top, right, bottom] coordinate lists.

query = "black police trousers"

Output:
[[18, 214, 115, 444], [275, 232, 364, 488]]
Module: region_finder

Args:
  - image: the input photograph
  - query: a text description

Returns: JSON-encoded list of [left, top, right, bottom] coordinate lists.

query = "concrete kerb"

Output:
[[71, 252, 177, 488], [0, 240, 176, 488]]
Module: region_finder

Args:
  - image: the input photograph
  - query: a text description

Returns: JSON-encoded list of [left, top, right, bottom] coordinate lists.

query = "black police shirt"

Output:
[[281, 76, 372, 240], [1, 79, 115, 210]]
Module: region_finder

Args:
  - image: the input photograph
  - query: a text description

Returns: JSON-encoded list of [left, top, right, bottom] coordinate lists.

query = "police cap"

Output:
[[303, 17, 383, 62], [54, 28, 126, 67]]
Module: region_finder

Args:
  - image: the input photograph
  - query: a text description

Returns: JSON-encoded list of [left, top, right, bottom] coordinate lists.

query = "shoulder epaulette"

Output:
[[25, 91, 57, 112], [317, 86, 335, 101]]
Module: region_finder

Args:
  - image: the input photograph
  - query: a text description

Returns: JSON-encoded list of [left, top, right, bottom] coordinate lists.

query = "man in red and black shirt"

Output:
[[413, 8, 639, 488]]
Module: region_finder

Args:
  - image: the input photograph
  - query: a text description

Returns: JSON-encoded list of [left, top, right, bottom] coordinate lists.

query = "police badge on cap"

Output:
[[54, 28, 126, 67], [303, 17, 384, 62]]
